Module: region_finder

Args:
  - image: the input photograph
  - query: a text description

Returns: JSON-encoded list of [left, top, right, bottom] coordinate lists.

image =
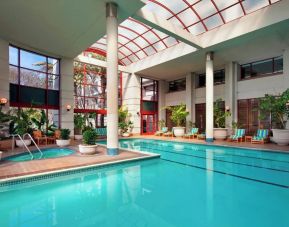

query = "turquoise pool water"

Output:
[[0, 139, 288, 227], [4, 148, 75, 162]]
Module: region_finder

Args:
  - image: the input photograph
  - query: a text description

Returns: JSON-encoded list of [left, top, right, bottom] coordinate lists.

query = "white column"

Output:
[[0, 39, 9, 112], [186, 73, 196, 127], [122, 72, 141, 134], [60, 58, 74, 136], [106, 3, 119, 155], [158, 80, 166, 123], [225, 62, 238, 128], [206, 52, 214, 142], [283, 48, 289, 129]]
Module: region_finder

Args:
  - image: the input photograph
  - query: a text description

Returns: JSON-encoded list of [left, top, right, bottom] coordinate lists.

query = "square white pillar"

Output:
[[206, 52, 214, 142], [186, 72, 196, 129], [60, 58, 74, 136], [158, 80, 166, 123]]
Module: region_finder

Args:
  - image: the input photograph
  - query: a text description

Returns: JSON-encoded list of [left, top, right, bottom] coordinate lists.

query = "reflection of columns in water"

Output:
[[206, 149, 214, 222]]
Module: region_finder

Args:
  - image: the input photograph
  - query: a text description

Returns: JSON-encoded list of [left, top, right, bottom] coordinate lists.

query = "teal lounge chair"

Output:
[[183, 128, 199, 139], [251, 129, 269, 144], [95, 127, 107, 137], [155, 127, 168, 136], [228, 129, 245, 142]]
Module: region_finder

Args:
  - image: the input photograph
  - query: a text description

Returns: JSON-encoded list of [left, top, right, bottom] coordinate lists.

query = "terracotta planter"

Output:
[[16, 139, 31, 147], [173, 127, 185, 137], [79, 144, 98, 155], [56, 139, 71, 147], [272, 129, 289, 146], [213, 128, 228, 140]]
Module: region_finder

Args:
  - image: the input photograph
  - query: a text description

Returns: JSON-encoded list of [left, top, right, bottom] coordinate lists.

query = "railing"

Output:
[[11, 134, 34, 160], [23, 133, 43, 158], [11, 134, 43, 160]]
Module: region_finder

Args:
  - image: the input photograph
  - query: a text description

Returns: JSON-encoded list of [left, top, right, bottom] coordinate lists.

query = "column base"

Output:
[[107, 148, 119, 156], [205, 138, 214, 142]]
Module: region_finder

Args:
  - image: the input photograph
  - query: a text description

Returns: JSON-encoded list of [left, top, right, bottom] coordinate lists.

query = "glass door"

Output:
[[141, 114, 156, 135]]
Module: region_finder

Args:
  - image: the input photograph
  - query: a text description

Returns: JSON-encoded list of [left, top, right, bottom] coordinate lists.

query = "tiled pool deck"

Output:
[[0, 135, 288, 181]]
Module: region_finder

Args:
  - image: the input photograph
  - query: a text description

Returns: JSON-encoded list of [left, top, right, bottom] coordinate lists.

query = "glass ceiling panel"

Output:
[[89, 0, 281, 65], [91, 17, 179, 66]]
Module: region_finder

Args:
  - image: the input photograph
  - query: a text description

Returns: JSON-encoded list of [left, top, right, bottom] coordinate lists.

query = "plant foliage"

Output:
[[214, 99, 231, 128], [82, 129, 97, 145], [164, 104, 189, 127], [60, 128, 71, 140]]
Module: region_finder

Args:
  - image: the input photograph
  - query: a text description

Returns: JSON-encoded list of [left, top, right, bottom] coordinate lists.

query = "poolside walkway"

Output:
[[0, 141, 153, 180], [132, 135, 289, 153]]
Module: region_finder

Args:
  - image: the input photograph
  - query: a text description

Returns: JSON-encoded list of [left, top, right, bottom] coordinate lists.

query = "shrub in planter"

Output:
[[74, 114, 86, 140], [79, 130, 98, 154], [213, 99, 231, 140], [259, 89, 289, 145], [56, 128, 71, 147], [118, 106, 133, 136], [164, 104, 189, 137]]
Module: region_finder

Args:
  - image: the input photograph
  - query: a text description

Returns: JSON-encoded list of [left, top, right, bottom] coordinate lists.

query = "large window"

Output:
[[73, 60, 122, 127], [141, 78, 158, 134], [9, 45, 60, 127], [240, 56, 283, 80], [196, 69, 225, 88], [168, 78, 186, 92]]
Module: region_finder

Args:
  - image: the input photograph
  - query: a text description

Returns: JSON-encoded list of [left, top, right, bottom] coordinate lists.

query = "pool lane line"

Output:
[[136, 141, 289, 164], [137, 145, 289, 173], [162, 158, 289, 189]]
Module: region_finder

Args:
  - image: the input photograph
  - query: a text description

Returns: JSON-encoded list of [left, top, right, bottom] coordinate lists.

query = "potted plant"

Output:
[[56, 128, 71, 147], [79, 129, 98, 154], [164, 104, 189, 137], [10, 109, 33, 147], [118, 106, 133, 137], [74, 114, 86, 140], [213, 99, 231, 140], [259, 89, 289, 145]]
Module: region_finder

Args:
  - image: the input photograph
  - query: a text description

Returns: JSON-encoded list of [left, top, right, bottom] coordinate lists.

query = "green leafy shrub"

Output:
[[164, 104, 189, 127], [214, 99, 231, 128], [60, 129, 71, 140], [83, 130, 97, 145]]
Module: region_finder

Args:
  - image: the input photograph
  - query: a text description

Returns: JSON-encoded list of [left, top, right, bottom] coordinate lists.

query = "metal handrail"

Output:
[[23, 133, 43, 158], [11, 134, 34, 160]]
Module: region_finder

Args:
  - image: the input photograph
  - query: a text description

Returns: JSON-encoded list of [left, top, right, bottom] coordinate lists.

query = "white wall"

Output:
[[165, 90, 186, 106], [195, 84, 225, 104], [122, 72, 141, 134]]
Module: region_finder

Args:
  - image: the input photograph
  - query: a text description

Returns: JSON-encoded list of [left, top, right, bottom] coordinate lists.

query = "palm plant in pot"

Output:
[[56, 128, 71, 147], [164, 104, 189, 137], [79, 129, 98, 154], [213, 99, 231, 140], [10, 109, 33, 147], [118, 106, 133, 137], [74, 114, 86, 140], [259, 89, 289, 145]]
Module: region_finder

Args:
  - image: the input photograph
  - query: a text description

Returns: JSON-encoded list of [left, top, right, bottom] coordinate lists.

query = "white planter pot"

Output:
[[173, 127, 185, 137], [0, 151, 2, 161], [79, 144, 98, 155], [56, 139, 71, 147], [16, 139, 31, 147], [74, 135, 83, 140], [272, 129, 289, 146], [213, 128, 228, 140], [122, 132, 130, 137]]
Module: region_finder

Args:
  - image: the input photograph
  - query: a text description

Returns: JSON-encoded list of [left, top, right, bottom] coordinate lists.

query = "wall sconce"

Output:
[[66, 104, 72, 111], [0, 97, 8, 106], [225, 106, 230, 112], [136, 112, 140, 116]]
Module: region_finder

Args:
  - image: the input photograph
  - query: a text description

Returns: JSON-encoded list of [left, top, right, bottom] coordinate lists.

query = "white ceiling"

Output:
[[137, 19, 289, 81], [0, 0, 144, 58]]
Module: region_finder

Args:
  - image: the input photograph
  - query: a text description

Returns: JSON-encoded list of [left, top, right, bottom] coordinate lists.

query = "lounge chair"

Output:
[[95, 128, 107, 137], [155, 127, 168, 136], [228, 129, 245, 142], [197, 133, 206, 140], [183, 128, 199, 139], [47, 129, 60, 144], [33, 130, 47, 145], [164, 127, 174, 137], [251, 129, 269, 144]]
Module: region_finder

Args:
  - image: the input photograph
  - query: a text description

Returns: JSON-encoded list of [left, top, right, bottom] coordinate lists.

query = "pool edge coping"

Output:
[[0, 149, 160, 184]]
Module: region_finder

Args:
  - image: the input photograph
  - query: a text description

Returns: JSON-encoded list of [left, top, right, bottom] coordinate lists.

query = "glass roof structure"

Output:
[[90, 0, 281, 65]]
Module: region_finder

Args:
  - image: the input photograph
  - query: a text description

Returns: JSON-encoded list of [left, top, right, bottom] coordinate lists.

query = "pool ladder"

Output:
[[11, 133, 43, 160]]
